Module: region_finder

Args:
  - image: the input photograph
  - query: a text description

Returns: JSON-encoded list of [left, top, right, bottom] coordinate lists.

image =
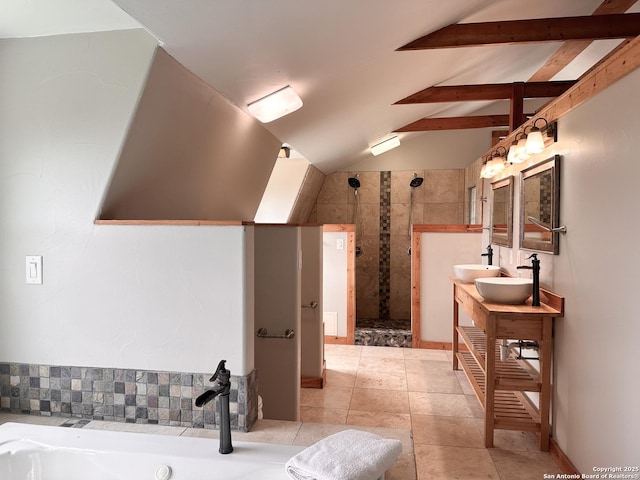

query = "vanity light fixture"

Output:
[[480, 154, 495, 178], [488, 146, 507, 175], [247, 85, 303, 123], [514, 129, 531, 163], [525, 118, 557, 155], [370, 135, 401, 156], [508, 132, 528, 164], [525, 118, 548, 154]]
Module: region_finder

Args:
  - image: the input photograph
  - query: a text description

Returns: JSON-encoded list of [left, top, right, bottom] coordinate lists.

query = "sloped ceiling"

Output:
[[3, 0, 639, 173]]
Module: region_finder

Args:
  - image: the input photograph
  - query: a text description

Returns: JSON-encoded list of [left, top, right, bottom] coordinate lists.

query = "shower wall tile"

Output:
[[348, 203, 380, 237], [390, 204, 411, 237], [0, 362, 257, 433], [347, 171, 380, 205], [317, 172, 348, 205], [390, 235, 412, 321], [424, 170, 465, 204], [391, 170, 425, 204], [355, 266, 380, 319], [423, 203, 464, 224], [316, 204, 348, 224]]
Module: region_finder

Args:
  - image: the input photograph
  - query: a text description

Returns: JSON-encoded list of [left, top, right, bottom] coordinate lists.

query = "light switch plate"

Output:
[[26, 256, 42, 284]]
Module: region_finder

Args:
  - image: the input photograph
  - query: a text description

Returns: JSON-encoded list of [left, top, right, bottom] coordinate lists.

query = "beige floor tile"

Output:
[[489, 448, 558, 480], [403, 348, 449, 361], [292, 422, 355, 446], [324, 344, 363, 357], [406, 361, 463, 394], [414, 444, 500, 479], [355, 369, 408, 390], [324, 369, 357, 387], [346, 410, 411, 429], [300, 406, 348, 424], [466, 394, 485, 419], [412, 414, 484, 448], [361, 346, 405, 359], [325, 355, 360, 371], [359, 356, 406, 373], [350, 388, 410, 414], [387, 451, 418, 480], [409, 392, 472, 417], [300, 386, 353, 409], [454, 369, 476, 395]]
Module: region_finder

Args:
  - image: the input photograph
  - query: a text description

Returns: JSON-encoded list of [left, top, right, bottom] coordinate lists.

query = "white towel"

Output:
[[285, 429, 402, 480]]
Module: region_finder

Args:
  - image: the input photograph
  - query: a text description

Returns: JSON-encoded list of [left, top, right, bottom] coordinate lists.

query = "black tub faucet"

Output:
[[481, 245, 494, 265], [517, 253, 540, 306], [195, 360, 233, 454]]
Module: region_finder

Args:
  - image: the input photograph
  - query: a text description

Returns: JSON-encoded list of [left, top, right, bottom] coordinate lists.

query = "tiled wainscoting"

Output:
[[0, 362, 257, 432]]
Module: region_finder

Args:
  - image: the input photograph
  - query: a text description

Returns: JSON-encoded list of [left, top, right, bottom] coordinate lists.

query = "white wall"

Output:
[[482, 67, 640, 470], [0, 31, 254, 376], [322, 232, 348, 338], [255, 156, 311, 223], [420, 232, 482, 342]]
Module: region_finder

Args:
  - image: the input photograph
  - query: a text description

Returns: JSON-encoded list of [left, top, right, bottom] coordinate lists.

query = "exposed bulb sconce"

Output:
[[525, 118, 557, 155], [480, 154, 495, 178], [485, 146, 507, 176], [278, 146, 291, 158], [247, 85, 303, 123], [506, 136, 520, 164], [514, 129, 531, 163], [371, 135, 400, 156]]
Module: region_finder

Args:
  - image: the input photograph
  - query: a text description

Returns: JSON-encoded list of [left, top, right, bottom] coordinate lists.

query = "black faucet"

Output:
[[517, 253, 540, 306], [481, 244, 493, 265], [195, 360, 233, 454]]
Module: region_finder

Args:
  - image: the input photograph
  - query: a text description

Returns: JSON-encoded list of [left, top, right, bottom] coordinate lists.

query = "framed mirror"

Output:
[[520, 155, 561, 254], [490, 176, 514, 247]]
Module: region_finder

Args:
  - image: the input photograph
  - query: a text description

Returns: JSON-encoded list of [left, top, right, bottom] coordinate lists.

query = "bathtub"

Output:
[[0, 422, 306, 479]]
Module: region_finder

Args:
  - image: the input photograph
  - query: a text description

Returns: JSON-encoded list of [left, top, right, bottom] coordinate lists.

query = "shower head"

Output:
[[348, 177, 360, 189], [410, 177, 424, 188]]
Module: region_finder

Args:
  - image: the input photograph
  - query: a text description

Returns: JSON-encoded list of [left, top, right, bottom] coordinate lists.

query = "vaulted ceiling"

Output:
[[3, 0, 640, 173]]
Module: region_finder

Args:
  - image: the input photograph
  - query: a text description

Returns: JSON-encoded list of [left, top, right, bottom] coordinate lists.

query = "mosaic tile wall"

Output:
[[379, 171, 392, 320], [0, 362, 257, 432]]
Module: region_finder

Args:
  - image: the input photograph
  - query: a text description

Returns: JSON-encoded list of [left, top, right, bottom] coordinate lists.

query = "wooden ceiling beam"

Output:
[[398, 13, 640, 50], [528, 0, 637, 82], [394, 114, 534, 132], [394, 81, 575, 104]]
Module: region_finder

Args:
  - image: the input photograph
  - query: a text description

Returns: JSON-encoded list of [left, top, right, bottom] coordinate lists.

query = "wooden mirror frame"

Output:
[[490, 176, 514, 247], [519, 155, 561, 254]]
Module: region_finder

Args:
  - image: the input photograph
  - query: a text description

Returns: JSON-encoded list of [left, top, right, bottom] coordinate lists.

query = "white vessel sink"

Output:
[[453, 264, 501, 283], [474, 277, 533, 304]]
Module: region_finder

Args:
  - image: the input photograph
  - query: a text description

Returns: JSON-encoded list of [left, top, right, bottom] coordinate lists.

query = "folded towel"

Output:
[[285, 429, 402, 480]]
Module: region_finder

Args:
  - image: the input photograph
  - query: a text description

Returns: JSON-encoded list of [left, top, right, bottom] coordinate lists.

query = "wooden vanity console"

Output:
[[451, 277, 564, 451]]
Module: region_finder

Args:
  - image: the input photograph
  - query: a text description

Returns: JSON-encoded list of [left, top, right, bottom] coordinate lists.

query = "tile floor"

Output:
[[0, 345, 561, 479], [300, 344, 561, 479]]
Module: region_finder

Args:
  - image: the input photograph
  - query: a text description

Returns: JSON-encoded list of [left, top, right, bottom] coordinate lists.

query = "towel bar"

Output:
[[256, 328, 295, 339]]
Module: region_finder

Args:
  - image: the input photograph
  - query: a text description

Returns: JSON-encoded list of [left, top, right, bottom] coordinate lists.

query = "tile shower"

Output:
[[310, 169, 466, 346], [0, 362, 258, 432]]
